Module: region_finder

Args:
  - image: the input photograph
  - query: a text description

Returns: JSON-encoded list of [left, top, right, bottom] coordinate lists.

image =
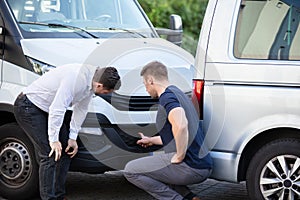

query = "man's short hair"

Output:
[[93, 66, 121, 90], [140, 61, 168, 81]]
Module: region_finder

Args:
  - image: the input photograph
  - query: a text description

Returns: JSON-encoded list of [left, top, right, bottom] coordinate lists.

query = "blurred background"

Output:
[[138, 0, 209, 55]]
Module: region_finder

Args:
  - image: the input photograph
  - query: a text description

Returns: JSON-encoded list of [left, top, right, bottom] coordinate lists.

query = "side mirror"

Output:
[[167, 14, 183, 46], [169, 14, 182, 31], [155, 14, 183, 46]]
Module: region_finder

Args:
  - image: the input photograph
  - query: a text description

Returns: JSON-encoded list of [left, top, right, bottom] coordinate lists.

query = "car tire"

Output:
[[0, 123, 39, 200], [246, 138, 300, 200]]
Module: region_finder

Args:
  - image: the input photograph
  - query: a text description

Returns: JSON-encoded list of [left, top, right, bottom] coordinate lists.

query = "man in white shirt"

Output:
[[13, 64, 121, 200]]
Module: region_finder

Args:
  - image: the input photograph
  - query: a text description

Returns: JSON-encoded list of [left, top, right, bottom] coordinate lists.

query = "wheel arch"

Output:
[[0, 103, 17, 127], [237, 127, 300, 182]]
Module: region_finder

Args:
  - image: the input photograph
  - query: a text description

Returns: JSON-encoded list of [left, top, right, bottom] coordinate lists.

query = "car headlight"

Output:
[[26, 57, 56, 75]]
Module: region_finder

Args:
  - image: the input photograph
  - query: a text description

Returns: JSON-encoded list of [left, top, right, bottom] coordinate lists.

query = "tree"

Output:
[[138, 0, 209, 55]]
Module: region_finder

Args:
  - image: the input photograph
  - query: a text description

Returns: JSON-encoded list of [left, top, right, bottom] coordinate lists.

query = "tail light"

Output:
[[192, 79, 204, 119]]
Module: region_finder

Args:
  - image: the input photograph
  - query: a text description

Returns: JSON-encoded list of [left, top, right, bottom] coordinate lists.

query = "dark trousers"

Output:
[[14, 94, 71, 200]]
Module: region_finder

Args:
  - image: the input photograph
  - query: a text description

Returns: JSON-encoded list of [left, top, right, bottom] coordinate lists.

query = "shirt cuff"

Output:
[[48, 134, 59, 143], [69, 131, 78, 140]]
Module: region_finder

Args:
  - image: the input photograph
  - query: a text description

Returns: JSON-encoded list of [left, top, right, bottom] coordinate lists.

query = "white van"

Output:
[[194, 0, 300, 199], [0, 0, 194, 199]]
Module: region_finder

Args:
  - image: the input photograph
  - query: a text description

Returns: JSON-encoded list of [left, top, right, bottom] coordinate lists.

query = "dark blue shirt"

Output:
[[156, 85, 213, 169]]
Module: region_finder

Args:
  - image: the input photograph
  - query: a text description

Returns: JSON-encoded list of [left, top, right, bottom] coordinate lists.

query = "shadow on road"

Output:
[[0, 171, 249, 200]]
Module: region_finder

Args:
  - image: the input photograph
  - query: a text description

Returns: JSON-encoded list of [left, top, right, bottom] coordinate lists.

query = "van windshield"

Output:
[[7, 0, 156, 38]]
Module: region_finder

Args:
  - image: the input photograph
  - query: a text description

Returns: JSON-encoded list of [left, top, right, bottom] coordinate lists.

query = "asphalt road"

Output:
[[65, 171, 250, 200], [0, 171, 250, 200]]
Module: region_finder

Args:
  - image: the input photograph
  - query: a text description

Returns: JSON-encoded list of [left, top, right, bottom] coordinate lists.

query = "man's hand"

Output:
[[171, 153, 184, 164], [49, 141, 62, 161], [65, 139, 78, 158], [137, 132, 153, 148]]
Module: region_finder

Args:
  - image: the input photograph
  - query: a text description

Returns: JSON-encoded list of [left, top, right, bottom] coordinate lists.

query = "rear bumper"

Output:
[[209, 151, 241, 182]]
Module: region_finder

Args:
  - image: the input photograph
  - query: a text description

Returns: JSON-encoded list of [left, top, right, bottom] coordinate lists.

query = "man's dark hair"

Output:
[[93, 67, 121, 90]]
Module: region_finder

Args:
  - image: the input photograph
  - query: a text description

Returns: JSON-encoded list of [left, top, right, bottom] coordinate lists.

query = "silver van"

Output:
[[194, 0, 300, 199], [0, 0, 194, 199]]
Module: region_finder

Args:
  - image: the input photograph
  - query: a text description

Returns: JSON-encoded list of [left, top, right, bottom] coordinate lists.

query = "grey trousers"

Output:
[[124, 153, 211, 200]]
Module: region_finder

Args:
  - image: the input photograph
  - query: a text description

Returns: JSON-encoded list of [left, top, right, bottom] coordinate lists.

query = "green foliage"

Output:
[[138, 0, 209, 55]]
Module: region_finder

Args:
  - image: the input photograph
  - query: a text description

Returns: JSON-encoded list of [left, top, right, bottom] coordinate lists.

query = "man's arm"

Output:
[[67, 95, 92, 157], [137, 133, 163, 148], [69, 95, 92, 140], [48, 75, 79, 161], [168, 107, 189, 163], [48, 82, 73, 161]]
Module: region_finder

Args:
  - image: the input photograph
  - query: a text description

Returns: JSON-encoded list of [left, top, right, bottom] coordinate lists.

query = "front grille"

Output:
[[98, 91, 192, 111], [99, 93, 159, 111]]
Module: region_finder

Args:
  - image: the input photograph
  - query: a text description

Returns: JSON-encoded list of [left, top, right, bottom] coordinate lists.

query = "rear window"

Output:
[[234, 0, 300, 60]]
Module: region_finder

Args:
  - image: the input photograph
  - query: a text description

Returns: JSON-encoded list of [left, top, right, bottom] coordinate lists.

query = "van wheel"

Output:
[[246, 138, 300, 200], [0, 123, 39, 200]]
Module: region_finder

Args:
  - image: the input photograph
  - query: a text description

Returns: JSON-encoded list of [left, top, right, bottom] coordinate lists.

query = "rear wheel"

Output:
[[0, 123, 39, 200], [246, 138, 300, 200]]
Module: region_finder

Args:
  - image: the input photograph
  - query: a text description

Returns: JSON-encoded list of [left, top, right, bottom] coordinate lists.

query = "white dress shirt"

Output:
[[24, 63, 96, 142]]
